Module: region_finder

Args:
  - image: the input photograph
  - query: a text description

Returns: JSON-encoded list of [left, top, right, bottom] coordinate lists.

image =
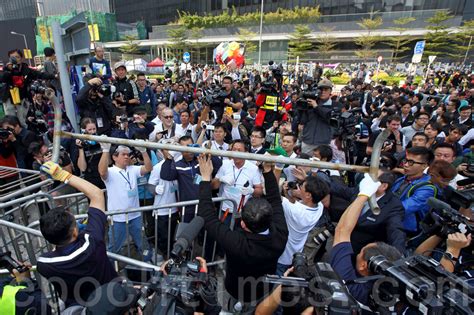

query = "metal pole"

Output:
[[62, 131, 371, 173], [257, 0, 264, 70], [22, 34, 31, 66], [0, 182, 53, 203], [45, 89, 62, 163], [87, 0, 96, 47], [51, 21, 79, 131], [463, 36, 472, 67], [368, 129, 389, 215]]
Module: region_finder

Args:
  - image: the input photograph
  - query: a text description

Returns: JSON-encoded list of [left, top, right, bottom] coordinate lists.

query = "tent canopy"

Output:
[[147, 57, 164, 67]]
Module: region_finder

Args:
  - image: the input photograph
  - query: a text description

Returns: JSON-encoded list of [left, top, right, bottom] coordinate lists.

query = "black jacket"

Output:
[[198, 171, 288, 303], [330, 181, 406, 254], [1, 62, 55, 102], [76, 83, 115, 135]]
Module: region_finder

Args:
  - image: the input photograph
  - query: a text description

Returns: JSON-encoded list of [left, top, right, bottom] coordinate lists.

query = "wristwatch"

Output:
[[445, 251, 459, 262]]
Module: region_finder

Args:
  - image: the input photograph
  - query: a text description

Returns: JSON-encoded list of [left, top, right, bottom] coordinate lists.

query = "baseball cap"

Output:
[[317, 79, 333, 89], [133, 106, 147, 115], [113, 61, 127, 71]]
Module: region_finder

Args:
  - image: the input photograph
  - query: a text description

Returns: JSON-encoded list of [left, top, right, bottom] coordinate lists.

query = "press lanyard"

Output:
[[119, 170, 132, 190], [233, 165, 243, 187]]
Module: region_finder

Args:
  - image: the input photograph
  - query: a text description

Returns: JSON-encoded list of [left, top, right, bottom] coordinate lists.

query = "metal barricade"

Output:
[[0, 219, 160, 312], [27, 197, 238, 267]]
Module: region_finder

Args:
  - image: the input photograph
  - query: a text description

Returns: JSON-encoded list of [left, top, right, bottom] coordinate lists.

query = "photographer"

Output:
[[128, 106, 156, 140], [1, 115, 37, 169], [197, 154, 288, 313], [278, 176, 330, 274], [26, 90, 48, 137], [112, 62, 140, 116], [215, 76, 242, 120], [76, 77, 115, 135], [300, 79, 338, 155], [1, 49, 55, 126], [70, 118, 104, 188], [0, 260, 51, 314], [331, 174, 402, 306], [366, 115, 404, 158]]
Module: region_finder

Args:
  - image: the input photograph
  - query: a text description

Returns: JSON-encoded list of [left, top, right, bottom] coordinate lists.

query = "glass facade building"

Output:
[[111, 0, 472, 28]]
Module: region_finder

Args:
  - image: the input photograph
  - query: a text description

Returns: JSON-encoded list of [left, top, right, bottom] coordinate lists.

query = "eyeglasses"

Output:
[[402, 158, 426, 166], [163, 116, 173, 119], [251, 135, 263, 139]]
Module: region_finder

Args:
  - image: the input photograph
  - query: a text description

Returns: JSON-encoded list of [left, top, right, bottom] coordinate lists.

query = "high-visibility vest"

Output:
[[261, 95, 283, 111], [0, 285, 26, 315]]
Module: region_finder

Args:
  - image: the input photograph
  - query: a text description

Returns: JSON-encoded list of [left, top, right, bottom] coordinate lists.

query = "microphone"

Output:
[[427, 197, 451, 211], [171, 216, 204, 259]]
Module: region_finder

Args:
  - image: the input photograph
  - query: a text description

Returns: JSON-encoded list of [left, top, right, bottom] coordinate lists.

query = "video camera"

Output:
[[368, 254, 474, 314], [421, 198, 474, 240], [295, 84, 320, 111], [8, 57, 19, 71], [136, 217, 218, 315], [264, 252, 359, 314], [330, 108, 361, 138], [203, 86, 230, 107]]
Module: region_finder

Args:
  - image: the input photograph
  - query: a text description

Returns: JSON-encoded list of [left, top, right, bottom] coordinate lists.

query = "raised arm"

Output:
[[333, 174, 380, 247], [98, 139, 111, 181], [40, 161, 105, 211]]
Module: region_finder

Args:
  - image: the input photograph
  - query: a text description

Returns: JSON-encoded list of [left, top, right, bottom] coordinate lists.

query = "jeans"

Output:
[[108, 216, 147, 255]]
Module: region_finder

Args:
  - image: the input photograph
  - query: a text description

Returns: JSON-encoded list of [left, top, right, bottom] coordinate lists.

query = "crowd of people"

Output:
[[0, 45, 474, 314]]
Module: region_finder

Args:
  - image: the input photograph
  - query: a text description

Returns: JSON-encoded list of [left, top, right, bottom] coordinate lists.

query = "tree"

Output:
[[288, 25, 313, 62], [237, 27, 257, 63], [119, 35, 141, 70], [167, 26, 188, 59], [354, 14, 383, 62], [424, 10, 455, 61], [189, 27, 204, 63], [315, 25, 336, 65], [452, 19, 474, 64], [388, 17, 416, 61]]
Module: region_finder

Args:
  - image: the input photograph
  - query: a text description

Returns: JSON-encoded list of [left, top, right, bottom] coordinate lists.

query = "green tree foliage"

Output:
[[189, 27, 204, 63], [424, 10, 455, 60], [315, 25, 336, 64], [119, 35, 140, 55], [172, 6, 320, 29], [452, 19, 474, 63], [167, 26, 188, 59], [388, 17, 416, 61], [288, 25, 313, 62], [236, 28, 257, 62], [355, 15, 383, 61]]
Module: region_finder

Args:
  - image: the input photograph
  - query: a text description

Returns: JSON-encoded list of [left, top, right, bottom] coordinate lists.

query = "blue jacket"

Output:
[[391, 174, 436, 232], [160, 156, 222, 204], [88, 57, 112, 81], [138, 86, 157, 115]]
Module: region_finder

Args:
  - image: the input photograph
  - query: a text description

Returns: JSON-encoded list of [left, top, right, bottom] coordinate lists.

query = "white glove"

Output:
[[155, 185, 165, 195], [135, 140, 147, 153], [241, 186, 254, 196], [99, 135, 111, 152], [219, 174, 235, 186], [358, 173, 381, 198]]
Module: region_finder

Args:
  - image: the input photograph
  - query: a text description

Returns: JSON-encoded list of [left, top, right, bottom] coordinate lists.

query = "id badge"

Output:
[[228, 186, 241, 195], [193, 174, 202, 185], [96, 117, 104, 128], [127, 188, 138, 198], [138, 177, 147, 185]]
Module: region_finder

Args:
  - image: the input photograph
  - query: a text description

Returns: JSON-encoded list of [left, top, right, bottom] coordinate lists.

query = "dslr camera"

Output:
[[296, 84, 320, 111], [92, 83, 114, 97], [30, 80, 48, 94], [0, 127, 13, 140]]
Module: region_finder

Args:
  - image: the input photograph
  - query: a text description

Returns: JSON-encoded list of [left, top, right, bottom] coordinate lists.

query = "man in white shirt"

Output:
[[98, 141, 153, 257], [202, 123, 229, 156], [277, 176, 330, 274], [212, 140, 263, 225], [148, 160, 179, 256], [150, 108, 177, 141], [175, 109, 194, 138]]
